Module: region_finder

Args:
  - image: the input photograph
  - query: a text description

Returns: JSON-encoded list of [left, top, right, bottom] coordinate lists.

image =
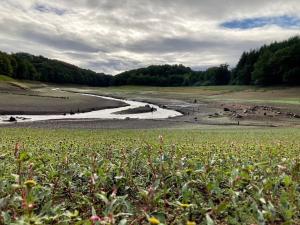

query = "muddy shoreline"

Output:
[[0, 89, 128, 115], [114, 105, 157, 114], [0, 104, 130, 116], [1, 95, 299, 129], [0, 83, 299, 129]]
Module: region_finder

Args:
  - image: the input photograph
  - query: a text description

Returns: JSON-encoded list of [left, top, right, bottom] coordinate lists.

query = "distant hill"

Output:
[[0, 36, 299, 86], [114, 64, 231, 86], [0, 52, 112, 86], [114, 64, 193, 86], [115, 36, 299, 86]]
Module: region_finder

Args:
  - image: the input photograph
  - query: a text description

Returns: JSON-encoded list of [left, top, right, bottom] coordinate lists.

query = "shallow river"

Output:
[[0, 92, 182, 123]]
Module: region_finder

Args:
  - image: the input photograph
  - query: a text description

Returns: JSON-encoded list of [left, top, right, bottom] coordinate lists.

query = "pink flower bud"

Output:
[[90, 215, 101, 222]]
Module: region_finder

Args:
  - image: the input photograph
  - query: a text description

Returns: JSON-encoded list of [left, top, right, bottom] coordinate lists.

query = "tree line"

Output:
[[231, 36, 300, 85], [0, 53, 112, 86], [0, 36, 299, 86], [114, 64, 231, 86]]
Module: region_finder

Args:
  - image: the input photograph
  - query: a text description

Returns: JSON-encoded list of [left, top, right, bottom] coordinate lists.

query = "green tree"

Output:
[[0, 52, 13, 76], [252, 49, 273, 85], [231, 50, 259, 84]]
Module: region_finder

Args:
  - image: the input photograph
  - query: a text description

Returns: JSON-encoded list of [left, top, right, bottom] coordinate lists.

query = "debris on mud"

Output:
[[220, 103, 300, 121], [9, 116, 17, 122]]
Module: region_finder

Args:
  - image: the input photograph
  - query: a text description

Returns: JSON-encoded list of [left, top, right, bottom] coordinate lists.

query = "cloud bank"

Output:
[[0, 0, 299, 74]]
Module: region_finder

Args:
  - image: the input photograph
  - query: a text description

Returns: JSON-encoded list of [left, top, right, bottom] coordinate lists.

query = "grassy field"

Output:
[[0, 75, 15, 82], [1, 128, 300, 224], [64, 85, 300, 106], [1, 78, 299, 223], [1, 76, 299, 106]]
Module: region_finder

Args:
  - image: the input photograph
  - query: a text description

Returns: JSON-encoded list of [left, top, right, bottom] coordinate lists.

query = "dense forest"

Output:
[[231, 36, 300, 85], [117, 36, 299, 86], [0, 53, 112, 86], [0, 36, 299, 86], [114, 64, 231, 86]]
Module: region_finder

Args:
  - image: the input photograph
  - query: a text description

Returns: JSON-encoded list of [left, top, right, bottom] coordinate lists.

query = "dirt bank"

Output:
[[0, 91, 128, 115], [114, 105, 157, 114]]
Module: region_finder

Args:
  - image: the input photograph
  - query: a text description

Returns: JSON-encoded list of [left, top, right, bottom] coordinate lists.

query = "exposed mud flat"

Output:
[[0, 92, 182, 124], [0, 83, 299, 129], [2, 95, 299, 129], [114, 105, 157, 114], [0, 90, 128, 115]]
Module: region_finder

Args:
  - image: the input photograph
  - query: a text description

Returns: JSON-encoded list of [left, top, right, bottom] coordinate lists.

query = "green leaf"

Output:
[[282, 175, 292, 186], [96, 193, 109, 205], [11, 174, 19, 183], [0, 196, 9, 210], [259, 198, 266, 205], [91, 206, 97, 216], [206, 213, 214, 225], [19, 151, 30, 162], [65, 210, 79, 218], [215, 202, 228, 213], [1, 211, 11, 224], [257, 209, 265, 225], [0, 153, 8, 160], [118, 219, 127, 225]]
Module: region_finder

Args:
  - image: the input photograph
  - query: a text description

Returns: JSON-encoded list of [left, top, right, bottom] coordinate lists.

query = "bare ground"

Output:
[[0, 83, 127, 115], [2, 96, 299, 129], [114, 105, 156, 114], [0, 82, 299, 129]]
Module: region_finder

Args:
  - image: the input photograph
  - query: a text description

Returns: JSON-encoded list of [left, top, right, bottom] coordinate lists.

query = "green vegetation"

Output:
[[1, 128, 300, 224], [66, 85, 300, 106], [117, 37, 300, 86], [0, 52, 111, 86], [115, 64, 231, 86], [232, 36, 300, 85], [1, 36, 299, 87], [0, 75, 15, 82]]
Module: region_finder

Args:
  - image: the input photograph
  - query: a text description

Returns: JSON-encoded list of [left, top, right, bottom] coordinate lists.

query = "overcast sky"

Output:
[[0, 0, 299, 74]]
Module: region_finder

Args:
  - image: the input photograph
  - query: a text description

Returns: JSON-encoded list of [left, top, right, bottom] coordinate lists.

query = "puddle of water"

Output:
[[0, 91, 182, 123]]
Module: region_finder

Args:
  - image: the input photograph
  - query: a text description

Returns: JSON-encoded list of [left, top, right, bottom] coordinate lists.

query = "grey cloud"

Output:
[[0, 19, 101, 53], [21, 29, 99, 53], [85, 58, 142, 75], [125, 38, 219, 53], [0, 0, 299, 74], [56, 0, 299, 20], [65, 52, 97, 60], [34, 3, 67, 15], [125, 37, 267, 54]]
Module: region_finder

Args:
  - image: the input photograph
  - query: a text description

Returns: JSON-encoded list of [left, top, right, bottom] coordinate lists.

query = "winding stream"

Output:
[[0, 92, 182, 123]]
